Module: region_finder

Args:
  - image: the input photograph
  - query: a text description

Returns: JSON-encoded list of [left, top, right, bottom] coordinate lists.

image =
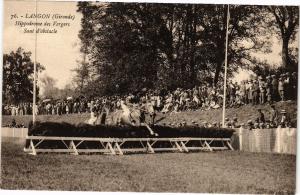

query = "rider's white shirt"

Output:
[[120, 101, 130, 115], [88, 111, 98, 125]]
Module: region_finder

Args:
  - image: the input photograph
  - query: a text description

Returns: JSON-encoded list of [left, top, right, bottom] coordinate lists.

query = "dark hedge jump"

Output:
[[28, 121, 235, 138], [25, 121, 235, 151]]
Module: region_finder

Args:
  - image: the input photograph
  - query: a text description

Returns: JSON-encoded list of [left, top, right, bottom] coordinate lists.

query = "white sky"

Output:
[[3, 0, 298, 90], [3, 0, 82, 89]]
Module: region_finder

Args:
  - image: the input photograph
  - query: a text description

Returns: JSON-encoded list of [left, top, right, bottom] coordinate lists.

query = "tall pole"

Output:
[[33, 0, 38, 123], [222, 5, 230, 128]]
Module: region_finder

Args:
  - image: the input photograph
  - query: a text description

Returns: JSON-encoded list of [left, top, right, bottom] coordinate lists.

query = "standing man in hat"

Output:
[[259, 78, 266, 104], [231, 117, 239, 128], [266, 76, 272, 104], [270, 105, 279, 127], [241, 80, 248, 104], [257, 109, 265, 123], [224, 118, 231, 128], [279, 110, 290, 128], [247, 120, 254, 130], [246, 80, 251, 104], [253, 79, 259, 105], [248, 80, 253, 105], [271, 75, 278, 101], [278, 76, 285, 101]]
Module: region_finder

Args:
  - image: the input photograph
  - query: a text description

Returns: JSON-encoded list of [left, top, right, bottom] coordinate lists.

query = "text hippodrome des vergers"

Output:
[[12, 13, 75, 33]]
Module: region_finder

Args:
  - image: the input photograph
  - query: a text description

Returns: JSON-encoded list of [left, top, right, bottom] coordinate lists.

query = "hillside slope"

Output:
[[158, 101, 297, 126], [2, 101, 297, 127]]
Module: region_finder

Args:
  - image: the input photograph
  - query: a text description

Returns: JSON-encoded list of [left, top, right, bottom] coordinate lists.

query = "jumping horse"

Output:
[[85, 101, 158, 136]]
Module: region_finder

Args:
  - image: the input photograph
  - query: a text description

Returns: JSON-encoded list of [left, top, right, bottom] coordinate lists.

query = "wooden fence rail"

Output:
[[24, 136, 234, 155]]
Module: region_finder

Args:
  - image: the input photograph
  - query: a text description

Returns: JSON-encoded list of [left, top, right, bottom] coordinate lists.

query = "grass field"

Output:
[[0, 138, 296, 193], [2, 101, 297, 127]]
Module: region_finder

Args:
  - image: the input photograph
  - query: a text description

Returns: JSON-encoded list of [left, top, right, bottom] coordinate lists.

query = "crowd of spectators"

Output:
[[2, 103, 33, 116], [160, 105, 292, 129], [3, 71, 297, 118]]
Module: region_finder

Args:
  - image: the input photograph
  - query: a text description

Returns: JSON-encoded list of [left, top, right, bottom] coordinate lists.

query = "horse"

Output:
[[84, 101, 157, 135], [109, 101, 158, 136], [85, 106, 109, 125], [110, 107, 141, 126], [140, 102, 156, 125]]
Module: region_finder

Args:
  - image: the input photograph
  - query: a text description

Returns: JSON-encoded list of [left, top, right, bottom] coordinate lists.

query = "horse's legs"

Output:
[[151, 113, 156, 125], [143, 122, 158, 136]]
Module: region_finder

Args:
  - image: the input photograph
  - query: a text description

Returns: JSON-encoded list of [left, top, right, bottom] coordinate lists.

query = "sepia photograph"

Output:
[[1, 0, 298, 193]]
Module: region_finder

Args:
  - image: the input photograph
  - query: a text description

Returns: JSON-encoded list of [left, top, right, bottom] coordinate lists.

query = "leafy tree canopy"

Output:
[[3, 47, 44, 104], [75, 3, 298, 96]]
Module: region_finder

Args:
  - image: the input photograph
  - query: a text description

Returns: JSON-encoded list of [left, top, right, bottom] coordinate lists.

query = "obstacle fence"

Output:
[[25, 121, 235, 139], [23, 136, 234, 155], [4, 122, 295, 155], [22, 121, 235, 155]]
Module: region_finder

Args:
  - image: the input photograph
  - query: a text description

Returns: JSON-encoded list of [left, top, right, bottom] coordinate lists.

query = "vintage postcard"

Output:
[[1, 0, 298, 193]]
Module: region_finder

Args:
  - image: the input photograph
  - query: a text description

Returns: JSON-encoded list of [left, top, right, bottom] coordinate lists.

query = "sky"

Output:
[[3, 0, 298, 92], [3, 0, 82, 91]]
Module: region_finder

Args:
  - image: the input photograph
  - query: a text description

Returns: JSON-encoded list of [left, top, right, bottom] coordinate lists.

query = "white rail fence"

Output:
[[1, 127, 28, 138], [231, 127, 296, 155], [23, 136, 234, 155], [1, 127, 296, 155]]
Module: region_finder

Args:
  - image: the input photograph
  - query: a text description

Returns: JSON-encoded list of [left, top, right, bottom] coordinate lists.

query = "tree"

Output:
[[268, 6, 299, 70], [39, 74, 59, 99], [76, 3, 282, 94], [77, 2, 162, 94], [3, 47, 44, 104], [197, 5, 272, 85], [72, 59, 90, 93]]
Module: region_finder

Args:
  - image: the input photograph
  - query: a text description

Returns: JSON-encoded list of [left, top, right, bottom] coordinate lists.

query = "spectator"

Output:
[[266, 78, 272, 104], [11, 119, 16, 127], [247, 120, 254, 130], [270, 105, 279, 126], [1, 71, 296, 127], [278, 77, 285, 101], [271, 75, 278, 101], [256, 109, 265, 123], [253, 80, 259, 105], [259, 78, 266, 104], [279, 109, 290, 128]]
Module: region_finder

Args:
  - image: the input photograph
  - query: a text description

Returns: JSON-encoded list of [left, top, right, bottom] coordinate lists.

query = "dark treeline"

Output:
[[2, 47, 44, 105], [75, 3, 298, 97]]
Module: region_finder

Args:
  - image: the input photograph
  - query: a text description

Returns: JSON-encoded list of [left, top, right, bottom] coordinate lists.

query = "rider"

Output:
[[139, 100, 147, 123], [99, 102, 109, 125], [120, 100, 131, 115], [119, 100, 139, 125], [88, 107, 98, 125]]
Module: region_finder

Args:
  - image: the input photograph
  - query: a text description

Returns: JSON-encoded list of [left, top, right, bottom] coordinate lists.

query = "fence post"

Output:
[[239, 127, 243, 151], [276, 127, 281, 153]]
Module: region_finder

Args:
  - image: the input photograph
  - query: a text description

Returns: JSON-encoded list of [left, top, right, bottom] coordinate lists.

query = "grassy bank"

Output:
[[2, 101, 297, 128]]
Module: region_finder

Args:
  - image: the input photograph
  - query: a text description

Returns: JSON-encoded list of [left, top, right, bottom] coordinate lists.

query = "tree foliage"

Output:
[[268, 6, 299, 70], [72, 59, 90, 94], [3, 47, 44, 104], [39, 74, 79, 100], [76, 3, 298, 96], [39, 74, 59, 99]]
